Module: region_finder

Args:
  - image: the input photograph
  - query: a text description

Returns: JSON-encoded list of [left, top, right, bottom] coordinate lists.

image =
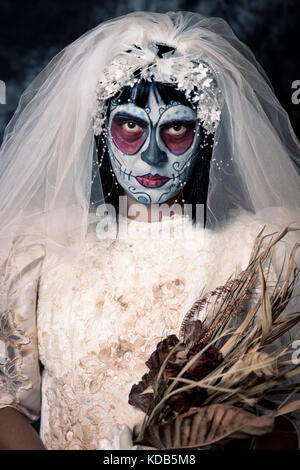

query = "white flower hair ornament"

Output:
[[92, 43, 223, 136]]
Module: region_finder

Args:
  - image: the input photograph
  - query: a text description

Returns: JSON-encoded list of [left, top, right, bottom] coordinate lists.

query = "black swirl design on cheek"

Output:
[[172, 153, 195, 174], [157, 183, 178, 203], [170, 154, 198, 188], [173, 161, 182, 172]]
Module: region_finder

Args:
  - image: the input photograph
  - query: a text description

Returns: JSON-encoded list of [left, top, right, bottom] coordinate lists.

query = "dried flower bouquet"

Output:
[[129, 227, 300, 449]]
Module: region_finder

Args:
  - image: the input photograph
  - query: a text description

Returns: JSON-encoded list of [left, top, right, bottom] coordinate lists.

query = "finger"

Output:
[[99, 438, 114, 450], [119, 424, 134, 450]]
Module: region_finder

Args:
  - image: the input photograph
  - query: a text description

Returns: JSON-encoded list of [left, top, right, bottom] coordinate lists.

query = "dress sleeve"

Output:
[[0, 238, 45, 422]]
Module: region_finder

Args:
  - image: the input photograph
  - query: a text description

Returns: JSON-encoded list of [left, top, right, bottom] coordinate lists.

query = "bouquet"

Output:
[[128, 227, 300, 449]]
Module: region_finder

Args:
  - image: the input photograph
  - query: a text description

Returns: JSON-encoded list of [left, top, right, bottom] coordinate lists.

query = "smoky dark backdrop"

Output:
[[0, 0, 299, 142]]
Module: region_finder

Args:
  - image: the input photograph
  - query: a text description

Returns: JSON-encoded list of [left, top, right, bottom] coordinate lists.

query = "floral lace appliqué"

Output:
[[0, 310, 31, 403]]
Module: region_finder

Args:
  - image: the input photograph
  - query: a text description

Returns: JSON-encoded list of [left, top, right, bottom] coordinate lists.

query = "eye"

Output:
[[123, 121, 142, 133], [165, 124, 187, 137], [111, 117, 148, 155], [161, 121, 196, 154]]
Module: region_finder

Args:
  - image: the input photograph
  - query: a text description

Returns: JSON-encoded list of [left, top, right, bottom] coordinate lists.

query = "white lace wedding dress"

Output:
[[0, 211, 298, 449]]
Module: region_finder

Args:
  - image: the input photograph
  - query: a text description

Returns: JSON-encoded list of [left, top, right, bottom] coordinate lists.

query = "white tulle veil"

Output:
[[1, 11, 300, 310]]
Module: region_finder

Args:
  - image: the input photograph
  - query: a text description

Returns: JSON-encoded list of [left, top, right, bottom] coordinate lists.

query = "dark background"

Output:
[[0, 0, 299, 142]]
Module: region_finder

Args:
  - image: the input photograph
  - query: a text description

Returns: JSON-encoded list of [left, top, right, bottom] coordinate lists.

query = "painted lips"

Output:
[[136, 173, 170, 188]]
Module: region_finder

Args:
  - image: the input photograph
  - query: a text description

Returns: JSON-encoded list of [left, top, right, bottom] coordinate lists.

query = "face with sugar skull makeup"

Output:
[[106, 84, 202, 205]]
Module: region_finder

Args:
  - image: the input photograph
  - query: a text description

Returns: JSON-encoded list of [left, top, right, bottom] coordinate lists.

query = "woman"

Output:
[[0, 11, 299, 450]]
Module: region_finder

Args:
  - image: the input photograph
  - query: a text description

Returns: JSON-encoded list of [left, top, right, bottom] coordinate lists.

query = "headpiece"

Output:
[[92, 43, 223, 136]]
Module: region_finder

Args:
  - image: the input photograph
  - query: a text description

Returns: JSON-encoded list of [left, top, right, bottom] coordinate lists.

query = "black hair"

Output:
[[95, 79, 214, 225], [108, 78, 193, 112]]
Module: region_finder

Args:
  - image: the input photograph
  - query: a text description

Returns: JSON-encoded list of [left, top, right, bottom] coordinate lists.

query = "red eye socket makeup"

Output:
[[111, 117, 148, 154], [160, 121, 196, 154]]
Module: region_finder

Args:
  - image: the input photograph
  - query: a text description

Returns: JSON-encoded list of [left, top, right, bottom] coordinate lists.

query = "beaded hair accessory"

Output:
[[92, 43, 223, 136]]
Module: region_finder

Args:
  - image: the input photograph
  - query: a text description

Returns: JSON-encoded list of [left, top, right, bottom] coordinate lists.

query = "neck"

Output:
[[118, 189, 183, 223]]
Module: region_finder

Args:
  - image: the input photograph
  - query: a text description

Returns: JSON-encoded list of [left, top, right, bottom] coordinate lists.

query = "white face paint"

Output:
[[106, 87, 202, 204]]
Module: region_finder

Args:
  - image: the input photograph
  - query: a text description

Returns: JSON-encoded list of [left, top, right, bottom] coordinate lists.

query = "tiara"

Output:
[[92, 44, 223, 136]]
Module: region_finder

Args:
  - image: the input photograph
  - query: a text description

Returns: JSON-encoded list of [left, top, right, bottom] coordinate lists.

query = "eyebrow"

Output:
[[113, 111, 148, 124], [160, 118, 196, 127]]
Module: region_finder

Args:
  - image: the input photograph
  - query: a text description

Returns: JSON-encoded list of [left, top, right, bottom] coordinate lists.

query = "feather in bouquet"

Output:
[[128, 227, 300, 449]]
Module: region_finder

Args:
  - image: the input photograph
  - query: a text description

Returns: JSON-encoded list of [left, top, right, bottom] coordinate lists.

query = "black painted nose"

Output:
[[141, 131, 168, 167]]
